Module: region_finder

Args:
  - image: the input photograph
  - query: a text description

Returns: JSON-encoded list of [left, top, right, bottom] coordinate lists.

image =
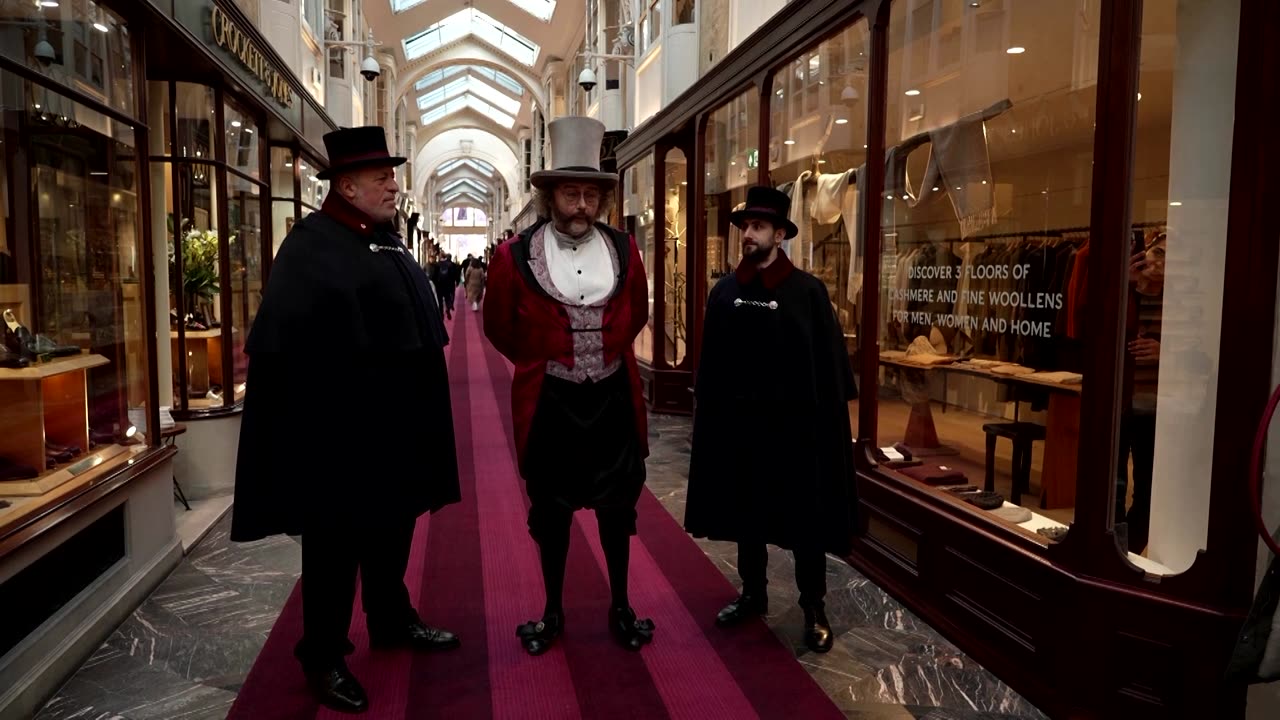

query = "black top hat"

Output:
[[729, 186, 799, 239], [316, 126, 406, 180]]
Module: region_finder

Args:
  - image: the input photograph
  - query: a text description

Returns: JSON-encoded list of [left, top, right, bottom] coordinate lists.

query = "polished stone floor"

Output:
[[34, 413, 1045, 720]]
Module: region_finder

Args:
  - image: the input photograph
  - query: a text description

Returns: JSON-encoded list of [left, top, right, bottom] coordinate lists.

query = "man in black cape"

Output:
[[231, 127, 461, 714], [685, 185, 857, 654]]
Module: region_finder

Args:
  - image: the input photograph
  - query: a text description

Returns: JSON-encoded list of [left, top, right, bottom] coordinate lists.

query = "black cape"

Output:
[[230, 210, 460, 542], [684, 265, 857, 554]]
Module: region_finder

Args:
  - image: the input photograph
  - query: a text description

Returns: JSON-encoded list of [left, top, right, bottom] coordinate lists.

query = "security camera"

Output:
[[34, 40, 55, 67], [577, 67, 597, 94], [360, 56, 381, 82]]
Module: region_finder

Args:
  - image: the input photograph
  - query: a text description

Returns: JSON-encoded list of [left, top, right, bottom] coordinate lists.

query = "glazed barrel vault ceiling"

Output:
[[365, 0, 586, 215]]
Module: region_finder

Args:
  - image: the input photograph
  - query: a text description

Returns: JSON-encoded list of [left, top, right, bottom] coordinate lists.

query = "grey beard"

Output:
[[553, 214, 594, 240]]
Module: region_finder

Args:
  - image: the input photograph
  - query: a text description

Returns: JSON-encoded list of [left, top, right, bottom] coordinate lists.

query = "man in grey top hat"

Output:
[[484, 116, 654, 656]]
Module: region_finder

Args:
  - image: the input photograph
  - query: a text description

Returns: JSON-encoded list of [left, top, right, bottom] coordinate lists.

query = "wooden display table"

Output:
[[879, 356, 1082, 509], [170, 328, 225, 398], [0, 354, 125, 497]]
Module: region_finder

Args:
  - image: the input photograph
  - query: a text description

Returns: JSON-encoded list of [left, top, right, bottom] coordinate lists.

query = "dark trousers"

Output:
[[437, 286, 456, 315], [737, 541, 828, 610], [1115, 412, 1156, 554], [296, 516, 417, 670]]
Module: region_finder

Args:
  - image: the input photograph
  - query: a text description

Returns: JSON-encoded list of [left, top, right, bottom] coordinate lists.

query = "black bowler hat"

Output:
[[316, 126, 406, 180], [729, 186, 799, 239]]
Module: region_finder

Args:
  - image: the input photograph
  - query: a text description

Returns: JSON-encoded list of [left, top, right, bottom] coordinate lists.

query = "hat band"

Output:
[[741, 206, 784, 215], [331, 150, 396, 165], [553, 166, 607, 173]]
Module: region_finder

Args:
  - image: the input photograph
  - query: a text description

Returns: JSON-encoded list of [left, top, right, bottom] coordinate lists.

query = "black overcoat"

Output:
[[230, 203, 460, 542], [684, 257, 857, 554]]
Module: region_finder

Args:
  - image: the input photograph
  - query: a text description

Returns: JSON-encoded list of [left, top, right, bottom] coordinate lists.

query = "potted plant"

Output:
[[168, 218, 230, 329]]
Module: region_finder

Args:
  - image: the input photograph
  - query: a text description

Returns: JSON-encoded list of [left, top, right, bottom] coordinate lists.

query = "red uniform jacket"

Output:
[[483, 219, 650, 467]]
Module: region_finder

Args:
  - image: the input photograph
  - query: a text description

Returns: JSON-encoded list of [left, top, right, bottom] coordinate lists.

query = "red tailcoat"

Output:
[[483, 220, 650, 468]]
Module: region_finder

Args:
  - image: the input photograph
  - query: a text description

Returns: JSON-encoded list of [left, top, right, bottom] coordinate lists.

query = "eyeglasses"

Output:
[[557, 188, 601, 204]]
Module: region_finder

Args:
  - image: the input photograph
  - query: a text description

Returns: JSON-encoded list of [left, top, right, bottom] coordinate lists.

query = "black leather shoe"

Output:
[[516, 611, 564, 656], [803, 605, 834, 653], [608, 606, 655, 651], [304, 663, 368, 714], [716, 592, 768, 627], [370, 620, 460, 652]]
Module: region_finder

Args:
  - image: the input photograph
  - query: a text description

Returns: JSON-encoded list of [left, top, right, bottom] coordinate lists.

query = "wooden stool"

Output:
[[982, 421, 1046, 506], [161, 423, 190, 511]]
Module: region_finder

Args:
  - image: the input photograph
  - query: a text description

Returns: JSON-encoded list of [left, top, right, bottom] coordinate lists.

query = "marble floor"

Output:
[[34, 413, 1046, 720]]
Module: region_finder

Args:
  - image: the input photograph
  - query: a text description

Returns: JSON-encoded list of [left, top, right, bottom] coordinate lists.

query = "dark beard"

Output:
[[742, 244, 772, 265]]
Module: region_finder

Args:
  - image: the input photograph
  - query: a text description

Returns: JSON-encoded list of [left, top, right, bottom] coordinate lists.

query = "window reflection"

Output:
[[1126, 0, 1240, 575], [625, 155, 656, 364], [703, 89, 759, 298], [874, 0, 1100, 538], [664, 148, 688, 366], [769, 17, 869, 349], [0, 70, 149, 511]]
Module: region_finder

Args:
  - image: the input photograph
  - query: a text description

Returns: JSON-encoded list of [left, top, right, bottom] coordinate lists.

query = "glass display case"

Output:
[[703, 90, 758, 299], [624, 153, 656, 364], [153, 81, 269, 414]]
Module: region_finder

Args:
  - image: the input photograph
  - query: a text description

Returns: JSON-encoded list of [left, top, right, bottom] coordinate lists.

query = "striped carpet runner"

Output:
[[228, 302, 843, 720]]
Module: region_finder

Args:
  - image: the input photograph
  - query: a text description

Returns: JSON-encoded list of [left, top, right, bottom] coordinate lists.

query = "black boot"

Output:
[[716, 591, 768, 627], [303, 661, 368, 714], [803, 604, 834, 653]]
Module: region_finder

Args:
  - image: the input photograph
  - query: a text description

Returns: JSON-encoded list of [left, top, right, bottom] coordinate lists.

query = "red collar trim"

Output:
[[321, 192, 381, 236], [735, 248, 795, 290]]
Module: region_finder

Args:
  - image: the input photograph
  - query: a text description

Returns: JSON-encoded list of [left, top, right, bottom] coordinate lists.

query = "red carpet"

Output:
[[228, 302, 843, 720]]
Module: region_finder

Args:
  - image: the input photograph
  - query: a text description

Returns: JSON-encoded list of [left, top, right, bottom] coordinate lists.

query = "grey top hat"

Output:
[[530, 116, 617, 189]]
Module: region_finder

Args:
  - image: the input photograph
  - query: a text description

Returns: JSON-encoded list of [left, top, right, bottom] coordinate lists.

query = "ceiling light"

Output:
[[1137, 92, 1143, 101], [1169, 201, 1182, 207], [784, 140, 796, 145], [1006, 47, 1026, 55], [34, 103, 40, 109], [905, 89, 921, 97], [244, 128, 253, 134], [835, 118, 849, 125], [40, 1, 58, 6], [300, 163, 307, 170], [730, 161, 736, 166], [901, 195, 909, 200], [231, 120, 241, 128], [94, 22, 109, 32], [1011, 128, 1017, 134], [932, 187, 939, 191], [680, 181, 687, 185], [863, 144, 868, 149], [970, 1, 980, 6], [285, 162, 293, 167], [981, 180, 988, 184]]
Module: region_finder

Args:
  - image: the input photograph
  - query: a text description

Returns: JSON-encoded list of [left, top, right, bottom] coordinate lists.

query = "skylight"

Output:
[[442, 191, 489, 208], [441, 178, 489, 196], [420, 94, 516, 129], [403, 9, 540, 67], [415, 65, 523, 96], [395, 0, 555, 22], [418, 75, 521, 116], [437, 158, 496, 177]]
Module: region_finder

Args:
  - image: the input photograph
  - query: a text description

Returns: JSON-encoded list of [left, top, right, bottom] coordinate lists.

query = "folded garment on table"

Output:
[[900, 464, 967, 486]]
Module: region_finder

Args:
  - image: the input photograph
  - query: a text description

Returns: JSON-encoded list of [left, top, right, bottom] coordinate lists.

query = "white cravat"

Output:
[[544, 225, 615, 305]]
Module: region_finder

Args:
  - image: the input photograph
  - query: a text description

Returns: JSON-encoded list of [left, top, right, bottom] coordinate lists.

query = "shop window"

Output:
[[299, 156, 326, 211], [1117, 0, 1240, 574], [874, 0, 1100, 537], [674, 0, 695, 26], [624, 154, 656, 364], [769, 16, 870, 365], [703, 89, 759, 299], [664, 148, 688, 366], [223, 99, 260, 180], [638, 0, 661, 56], [227, 174, 262, 399], [2, 1, 135, 117], [0, 70, 152, 530], [270, 146, 298, 257], [157, 82, 270, 414]]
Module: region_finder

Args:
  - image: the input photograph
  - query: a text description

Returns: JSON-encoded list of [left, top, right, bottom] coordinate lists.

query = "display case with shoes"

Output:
[[0, 352, 131, 498]]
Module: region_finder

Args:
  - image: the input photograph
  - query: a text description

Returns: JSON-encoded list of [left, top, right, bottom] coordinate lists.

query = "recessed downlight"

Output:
[[1006, 47, 1026, 55], [905, 89, 921, 97]]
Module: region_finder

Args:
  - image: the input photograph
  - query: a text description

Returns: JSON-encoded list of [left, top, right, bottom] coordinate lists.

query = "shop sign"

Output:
[[208, 5, 293, 109]]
